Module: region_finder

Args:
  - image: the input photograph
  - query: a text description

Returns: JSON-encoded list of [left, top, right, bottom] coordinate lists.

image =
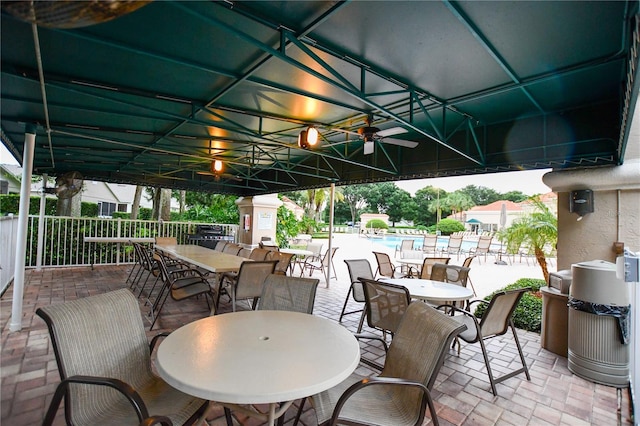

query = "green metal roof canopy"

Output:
[[1, 1, 638, 196]]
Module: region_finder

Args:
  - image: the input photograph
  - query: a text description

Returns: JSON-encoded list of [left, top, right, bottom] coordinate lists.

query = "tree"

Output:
[[441, 191, 474, 221], [130, 185, 143, 220], [413, 186, 446, 226], [339, 185, 369, 225], [459, 185, 501, 206], [385, 188, 412, 226], [497, 196, 557, 282], [501, 190, 529, 203]]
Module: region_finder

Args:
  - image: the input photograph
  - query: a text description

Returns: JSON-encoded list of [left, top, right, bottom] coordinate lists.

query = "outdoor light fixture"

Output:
[[212, 160, 223, 173], [569, 189, 594, 221], [298, 126, 319, 149]]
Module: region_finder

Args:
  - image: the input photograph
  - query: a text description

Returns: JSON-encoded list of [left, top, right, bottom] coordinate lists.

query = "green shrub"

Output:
[[81, 202, 98, 217], [365, 219, 388, 229], [431, 218, 464, 235], [112, 212, 130, 219], [473, 278, 545, 333]]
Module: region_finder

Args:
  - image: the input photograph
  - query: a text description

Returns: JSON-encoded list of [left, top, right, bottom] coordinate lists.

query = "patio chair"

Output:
[[266, 250, 296, 275], [443, 234, 464, 259], [300, 246, 339, 279], [360, 278, 412, 340], [372, 251, 405, 279], [257, 274, 320, 314], [217, 260, 277, 312], [418, 257, 451, 279], [214, 241, 228, 252], [422, 234, 438, 255], [468, 235, 492, 263], [36, 289, 208, 426], [129, 242, 157, 295], [394, 238, 414, 258], [304, 242, 324, 263], [461, 256, 477, 295], [340, 259, 374, 333], [150, 253, 215, 329], [304, 301, 467, 426], [437, 287, 532, 396], [249, 247, 271, 261], [429, 263, 471, 308], [222, 243, 243, 255], [259, 240, 280, 251]]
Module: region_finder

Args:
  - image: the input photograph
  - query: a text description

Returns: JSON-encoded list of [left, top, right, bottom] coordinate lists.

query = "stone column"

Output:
[[543, 108, 640, 270], [235, 194, 282, 248]]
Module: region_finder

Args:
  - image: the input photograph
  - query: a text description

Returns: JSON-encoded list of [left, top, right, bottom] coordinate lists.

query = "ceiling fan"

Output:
[[196, 161, 242, 182], [43, 171, 84, 199], [334, 115, 420, 155]]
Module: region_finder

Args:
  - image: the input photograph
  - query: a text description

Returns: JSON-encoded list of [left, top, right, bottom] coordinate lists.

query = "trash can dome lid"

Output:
[[572, 260, 616, 271]]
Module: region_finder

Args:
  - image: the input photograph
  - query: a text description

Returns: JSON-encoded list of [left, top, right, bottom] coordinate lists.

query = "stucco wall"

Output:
[[556, 189, 640, 270]]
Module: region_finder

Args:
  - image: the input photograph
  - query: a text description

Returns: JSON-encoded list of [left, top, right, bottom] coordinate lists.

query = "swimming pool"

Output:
[[370, 235, 501, 253]]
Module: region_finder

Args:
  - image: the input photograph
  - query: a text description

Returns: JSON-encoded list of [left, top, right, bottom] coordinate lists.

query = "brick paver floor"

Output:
[[1, 264, 633, 425]]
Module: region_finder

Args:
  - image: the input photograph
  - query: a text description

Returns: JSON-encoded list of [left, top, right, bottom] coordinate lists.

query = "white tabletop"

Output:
[[395, 257, 425, 266], [155, 244, 248, 274], [381, 278, 473, 302], [280, 248, 313, 257], [156, 311, 360, 404]]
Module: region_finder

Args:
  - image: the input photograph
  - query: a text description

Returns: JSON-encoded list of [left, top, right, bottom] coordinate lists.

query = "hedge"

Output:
[[473, 277, 545, 333]]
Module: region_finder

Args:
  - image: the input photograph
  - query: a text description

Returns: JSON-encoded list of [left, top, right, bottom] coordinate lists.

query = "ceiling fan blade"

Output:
[[376, 127, 408, 137], [380, 137, 419, 148], [222, 174, 243, 182]]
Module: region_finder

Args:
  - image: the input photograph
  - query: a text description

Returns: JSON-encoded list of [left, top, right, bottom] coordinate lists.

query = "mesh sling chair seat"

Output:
[[300, 246, 339, 279], [305, 302, 467, 426], [266, 250, 296, 275], [360, 278, 412, 339], [150, 252, 215, 329], [418, 257, 451, 279], [468, 235, 492, 263], [428, 263, 471, 309], [422, 234, 438, 255], [340, 259, 374, 333], [36, 289, 208, 426], [217, 260, 278, 311], [257, 274, 320, 313], [372, 251, 406, 279], [437, 287, 532, 396]]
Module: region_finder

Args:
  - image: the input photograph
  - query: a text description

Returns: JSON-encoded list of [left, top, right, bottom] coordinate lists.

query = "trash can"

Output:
[[568, 260, 630, 387], [541, 270, 572, 357]]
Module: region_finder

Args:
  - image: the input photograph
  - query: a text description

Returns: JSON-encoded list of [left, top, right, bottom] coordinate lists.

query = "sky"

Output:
[[394, 169, 552, 196], [1, 143, 551, 195]]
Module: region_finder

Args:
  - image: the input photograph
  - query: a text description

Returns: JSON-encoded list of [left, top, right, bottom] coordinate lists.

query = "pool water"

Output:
[[370, 235, 501, 253]]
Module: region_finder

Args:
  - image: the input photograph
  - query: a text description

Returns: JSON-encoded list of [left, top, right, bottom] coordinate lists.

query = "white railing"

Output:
[[0, 215, 19, 294], [17, 216, 238, 269]]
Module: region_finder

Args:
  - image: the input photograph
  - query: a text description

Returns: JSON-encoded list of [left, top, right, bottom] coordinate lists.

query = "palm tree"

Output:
[[498, 196, 557, 282], [441, 192, 474, 221]]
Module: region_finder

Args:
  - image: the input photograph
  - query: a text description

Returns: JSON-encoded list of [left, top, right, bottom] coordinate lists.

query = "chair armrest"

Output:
[[435, 303, 475, 318], [330, 377, 432, 425], [43, 375, 150, 426], [149, 332, 170, 352], [467, 299, 488, 309]]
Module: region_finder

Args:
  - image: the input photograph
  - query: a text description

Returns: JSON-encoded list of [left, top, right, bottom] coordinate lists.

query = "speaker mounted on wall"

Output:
[[569, 189, 594, 220]]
